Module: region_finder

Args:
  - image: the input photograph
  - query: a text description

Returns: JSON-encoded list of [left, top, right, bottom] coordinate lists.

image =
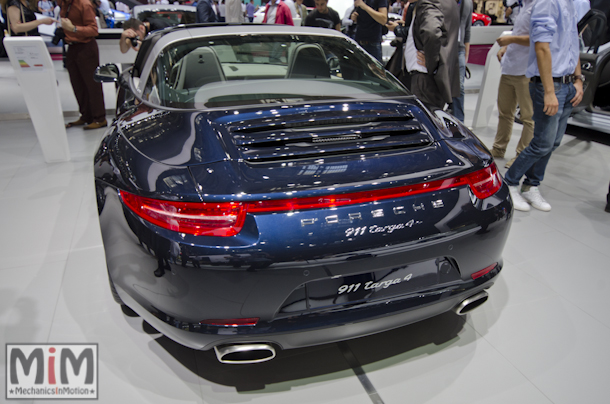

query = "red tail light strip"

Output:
[[120, 164, 502, 237], [248, 164, 502, 213]]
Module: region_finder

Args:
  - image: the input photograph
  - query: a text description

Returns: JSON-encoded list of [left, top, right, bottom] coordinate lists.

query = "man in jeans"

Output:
[[505, 0, 583, 212], [490, 0, 534, 169], [452, 0, 471, 123]]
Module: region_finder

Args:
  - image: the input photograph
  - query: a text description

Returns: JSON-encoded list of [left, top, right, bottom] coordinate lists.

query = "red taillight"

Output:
[[248, 164, 502, 213], [200, 318, 259, 327], [120, 165, 501, 237], [471, 263, 498, 280], [120, 191, 247, 237], [462, 163, 502, 200], [246, 177, 462, 213]]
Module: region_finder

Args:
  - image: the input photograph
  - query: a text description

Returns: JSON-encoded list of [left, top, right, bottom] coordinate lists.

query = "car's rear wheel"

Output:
[[108, 275, 124, 305]]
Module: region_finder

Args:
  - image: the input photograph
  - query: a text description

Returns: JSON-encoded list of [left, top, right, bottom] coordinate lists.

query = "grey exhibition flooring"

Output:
[[1, 59, 610, 404]]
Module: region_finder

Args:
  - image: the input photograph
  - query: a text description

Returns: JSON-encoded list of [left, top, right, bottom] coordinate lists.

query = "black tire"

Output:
[[108, 275, 124, 305], [473, 20, 485, 26]]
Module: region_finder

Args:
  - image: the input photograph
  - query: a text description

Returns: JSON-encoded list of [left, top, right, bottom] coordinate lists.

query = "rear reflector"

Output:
[[471, 263, 498, 280], [200, 318, 259, 327], [120, 164, 502, 237]]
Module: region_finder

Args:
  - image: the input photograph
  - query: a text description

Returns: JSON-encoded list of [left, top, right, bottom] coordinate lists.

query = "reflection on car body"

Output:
[[94, 24, 512, 364]]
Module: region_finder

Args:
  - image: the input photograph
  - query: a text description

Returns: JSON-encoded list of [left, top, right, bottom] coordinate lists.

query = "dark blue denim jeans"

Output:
[[358, 41, 382, 63], [451, 49, 466, 123], [504, 81, 576, 187]]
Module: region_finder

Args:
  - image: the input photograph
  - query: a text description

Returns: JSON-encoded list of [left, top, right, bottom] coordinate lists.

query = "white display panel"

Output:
[[3, 36, 70, 163]]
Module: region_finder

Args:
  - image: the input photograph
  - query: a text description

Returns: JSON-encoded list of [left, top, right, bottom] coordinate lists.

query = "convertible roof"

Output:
[[133, 23, 349, 80]]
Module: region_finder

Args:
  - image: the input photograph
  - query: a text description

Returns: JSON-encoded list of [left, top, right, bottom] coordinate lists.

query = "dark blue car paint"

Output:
[[95, 96, 512, 351]]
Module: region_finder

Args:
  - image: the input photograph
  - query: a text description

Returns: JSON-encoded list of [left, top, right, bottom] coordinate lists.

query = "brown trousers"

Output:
[[66, 40, 105, 123], [492, 74, 534, 157]]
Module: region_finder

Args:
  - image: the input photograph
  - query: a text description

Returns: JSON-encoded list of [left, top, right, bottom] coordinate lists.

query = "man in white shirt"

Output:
[[504, 0, 584, 212], [262, 0, 293, 25]]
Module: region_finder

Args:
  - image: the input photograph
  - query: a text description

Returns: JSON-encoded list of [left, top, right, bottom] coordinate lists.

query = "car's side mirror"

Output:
[[94, 64, 120, 83]]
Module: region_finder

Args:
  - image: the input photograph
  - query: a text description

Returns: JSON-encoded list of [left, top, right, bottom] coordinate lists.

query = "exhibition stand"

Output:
[[472, 31, 512, 129], [3, 36, 70, 163]]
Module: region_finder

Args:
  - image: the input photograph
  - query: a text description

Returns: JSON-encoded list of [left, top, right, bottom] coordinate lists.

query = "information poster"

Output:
[[12, 45, 47, 72]]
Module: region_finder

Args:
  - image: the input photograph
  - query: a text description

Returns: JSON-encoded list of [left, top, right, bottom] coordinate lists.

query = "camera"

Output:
[[130, 36, 140, 48], [51, 27, 65, 45]]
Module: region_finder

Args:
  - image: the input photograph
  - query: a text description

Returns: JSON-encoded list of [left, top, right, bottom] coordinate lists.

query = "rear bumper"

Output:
[[115, 272, 499, 351], [99, 180, 512, 351]]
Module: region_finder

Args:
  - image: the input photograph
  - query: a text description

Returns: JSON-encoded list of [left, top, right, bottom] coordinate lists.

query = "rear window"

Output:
[[143, 34, 410, 109], [135, 10, 197, 25]]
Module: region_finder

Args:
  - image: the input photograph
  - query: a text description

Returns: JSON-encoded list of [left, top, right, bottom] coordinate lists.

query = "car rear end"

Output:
[[94, 26, 512, 362], [96, 99, 511, 358]]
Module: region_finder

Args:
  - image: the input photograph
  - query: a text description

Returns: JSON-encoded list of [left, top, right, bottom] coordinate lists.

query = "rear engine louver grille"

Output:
[[230, 113, 434, 162]]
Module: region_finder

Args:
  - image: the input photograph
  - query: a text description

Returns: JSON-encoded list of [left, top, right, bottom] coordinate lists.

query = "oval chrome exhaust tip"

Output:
[[214, 344, 276, 364], [454, 290, 489, 315]]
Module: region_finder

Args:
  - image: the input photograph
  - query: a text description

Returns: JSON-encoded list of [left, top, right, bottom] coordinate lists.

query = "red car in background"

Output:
[[472, 12, 492, 26]]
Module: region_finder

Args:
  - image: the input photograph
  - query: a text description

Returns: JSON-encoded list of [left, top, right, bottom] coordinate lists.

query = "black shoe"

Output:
[[605, 203, 610, 213]]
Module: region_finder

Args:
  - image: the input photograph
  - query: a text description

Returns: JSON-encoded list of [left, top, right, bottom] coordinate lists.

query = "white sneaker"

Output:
[[521, 186, 551, 211], [508, 185, 531, 211]]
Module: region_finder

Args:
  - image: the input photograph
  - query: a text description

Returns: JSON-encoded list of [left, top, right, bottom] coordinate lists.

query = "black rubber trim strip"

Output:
[[338, 341, 385, 404]]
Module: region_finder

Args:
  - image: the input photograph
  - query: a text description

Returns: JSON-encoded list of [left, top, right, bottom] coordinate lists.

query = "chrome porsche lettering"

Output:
[[371, 209, 384, 218], [432, 200, 445, 208], [325, 215, 339, 224], [393, 206, 407, 215], [348, 212, 362, 221], [413, 203, 425, 211]]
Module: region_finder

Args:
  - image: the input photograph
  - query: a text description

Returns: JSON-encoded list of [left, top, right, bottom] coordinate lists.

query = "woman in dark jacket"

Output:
[[2, 0, 53, 36]]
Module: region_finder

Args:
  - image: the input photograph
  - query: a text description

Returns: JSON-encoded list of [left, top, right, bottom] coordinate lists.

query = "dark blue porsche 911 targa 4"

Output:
[[93, 24, 512, 364]]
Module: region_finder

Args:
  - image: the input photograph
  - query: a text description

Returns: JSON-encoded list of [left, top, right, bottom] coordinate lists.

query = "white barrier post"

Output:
[[471, 31, 513, 129], [3, 36, 70, 163]]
